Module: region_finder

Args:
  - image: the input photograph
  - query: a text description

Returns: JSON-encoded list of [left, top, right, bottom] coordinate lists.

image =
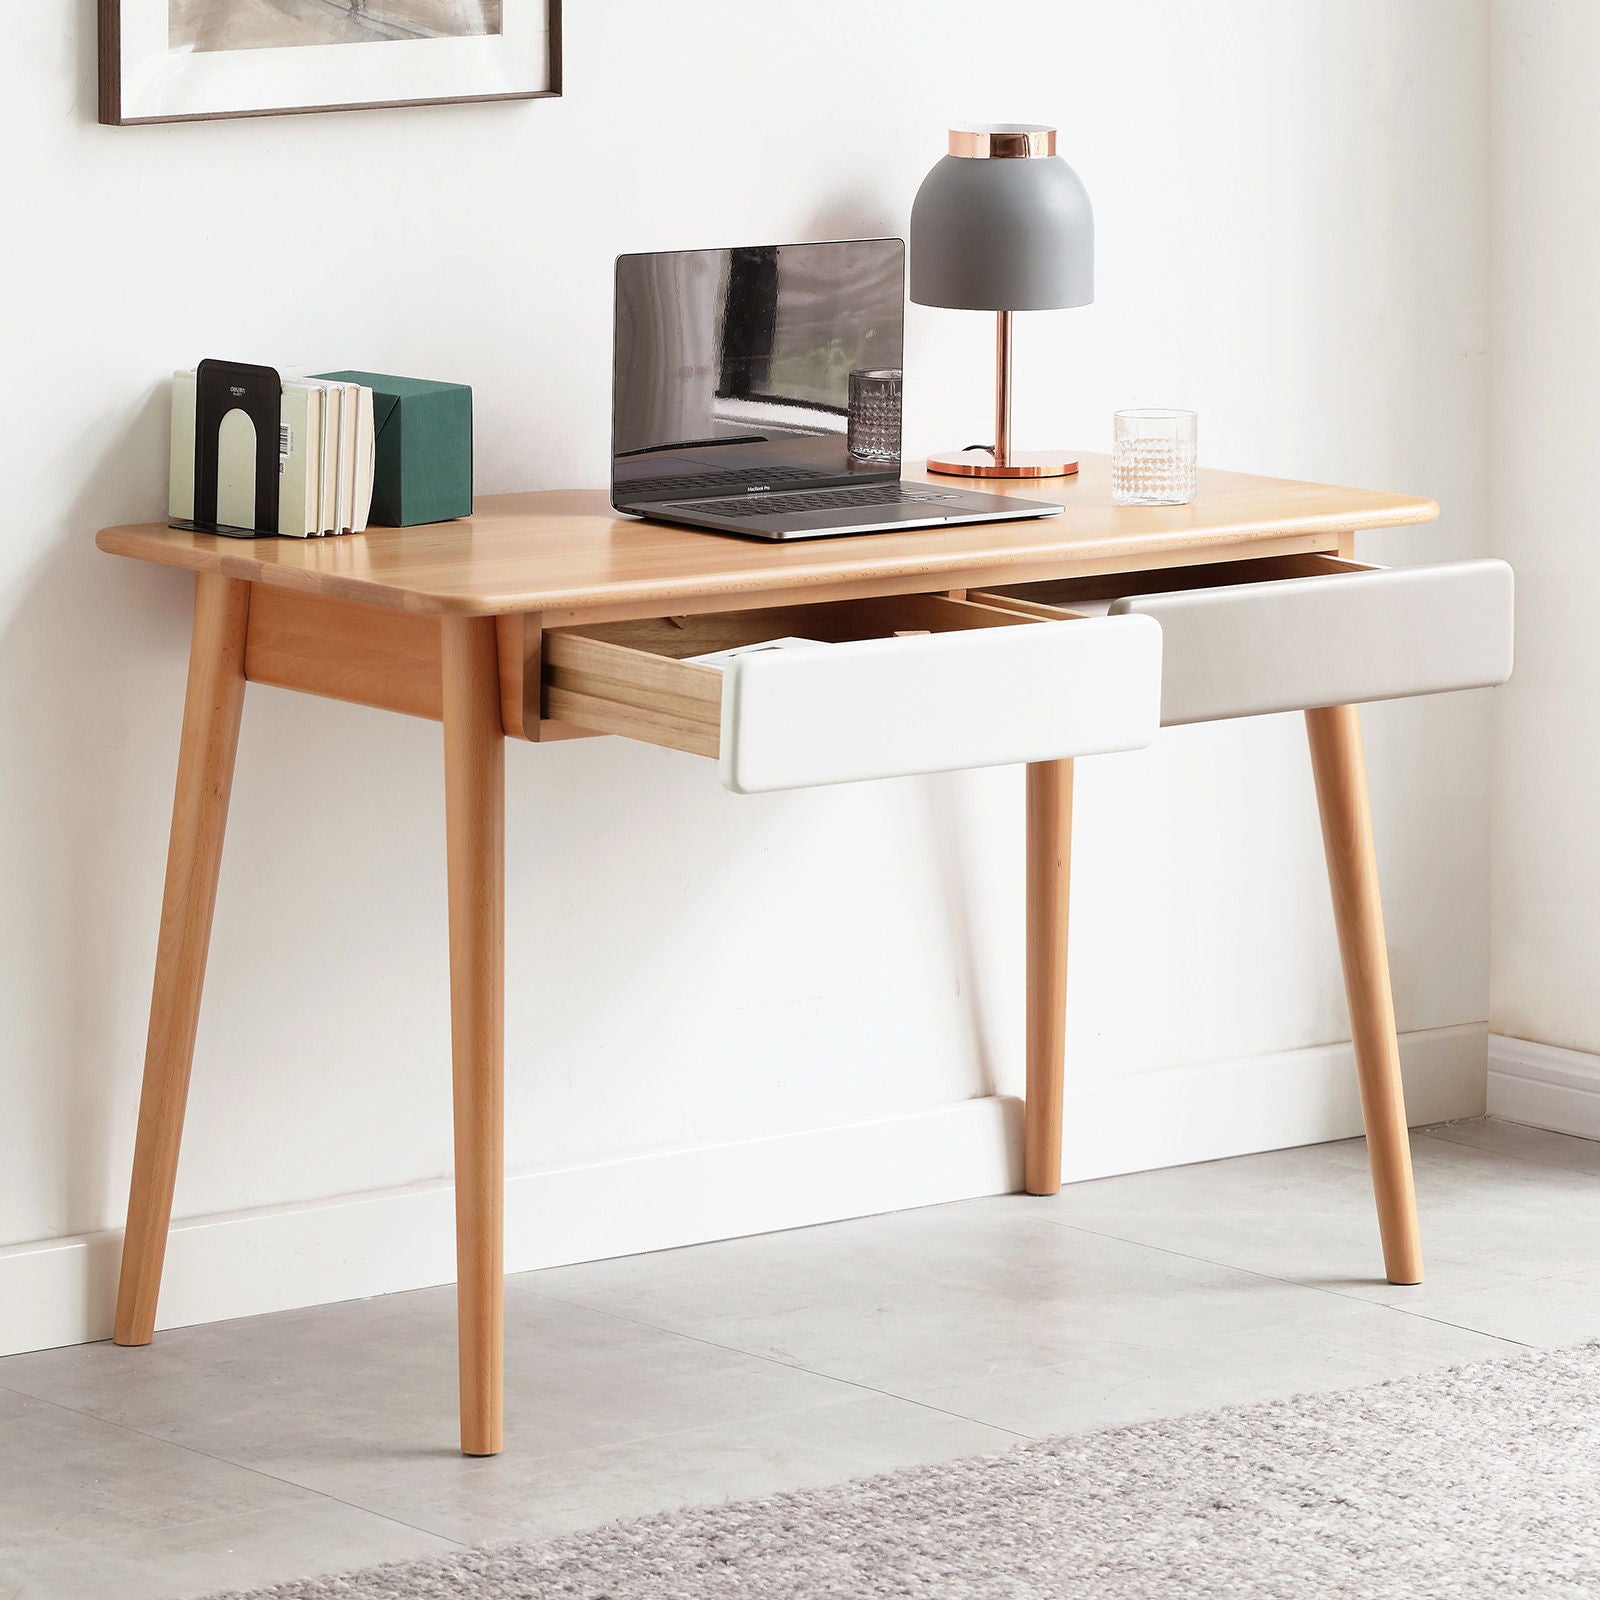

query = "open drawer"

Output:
[[976, 554, 1513, 726], [543, 594, 1162, 794]]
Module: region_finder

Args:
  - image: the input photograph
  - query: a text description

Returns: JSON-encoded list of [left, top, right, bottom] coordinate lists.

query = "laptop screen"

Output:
[[612, 239, 905, 506]]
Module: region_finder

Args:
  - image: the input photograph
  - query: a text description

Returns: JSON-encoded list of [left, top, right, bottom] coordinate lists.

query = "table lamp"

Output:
[[910, 123, 1093, 478]]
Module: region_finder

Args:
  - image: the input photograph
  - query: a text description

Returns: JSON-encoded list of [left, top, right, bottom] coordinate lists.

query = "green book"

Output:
[[313, 371, 473, 527]]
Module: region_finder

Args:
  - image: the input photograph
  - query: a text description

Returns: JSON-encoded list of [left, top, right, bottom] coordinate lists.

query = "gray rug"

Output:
[[211, 1342, 1600, 1599]]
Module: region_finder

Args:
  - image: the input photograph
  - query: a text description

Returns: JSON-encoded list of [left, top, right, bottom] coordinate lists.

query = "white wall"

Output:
[[1486, 1, 1600, 1133], [1489, 1, 1600, 1044], [1, 1, 1493, 1348]]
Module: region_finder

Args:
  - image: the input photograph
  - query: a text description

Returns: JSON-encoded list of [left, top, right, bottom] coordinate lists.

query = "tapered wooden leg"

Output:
[[1305, 704, 1423, 1286], [1024, 759, 1073, 1196], [442, 616, 506, 1457], [115, 574, 251, 1346]]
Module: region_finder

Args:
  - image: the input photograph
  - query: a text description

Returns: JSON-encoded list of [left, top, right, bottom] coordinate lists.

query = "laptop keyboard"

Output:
[[624, 465, 826, 499], [668, 485, 962, 520]]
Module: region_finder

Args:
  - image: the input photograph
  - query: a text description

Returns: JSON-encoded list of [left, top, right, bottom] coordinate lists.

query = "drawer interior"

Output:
[[980, 553, 1370, 616], [542, 593, 1044, 758]]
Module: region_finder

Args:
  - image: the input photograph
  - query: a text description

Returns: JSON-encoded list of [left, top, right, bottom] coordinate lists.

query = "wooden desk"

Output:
[[98, 454, 1444, 1456]]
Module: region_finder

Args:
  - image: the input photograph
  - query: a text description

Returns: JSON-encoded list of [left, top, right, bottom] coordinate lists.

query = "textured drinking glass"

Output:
[[848, 368, 903, 463], [1112, 409, 1198, 505]]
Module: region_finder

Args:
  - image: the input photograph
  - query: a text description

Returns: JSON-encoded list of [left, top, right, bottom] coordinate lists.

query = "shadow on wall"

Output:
[[0, 383, 185, 1260], [796, 190, 897, 248], [919, 780, 1000, 1101]]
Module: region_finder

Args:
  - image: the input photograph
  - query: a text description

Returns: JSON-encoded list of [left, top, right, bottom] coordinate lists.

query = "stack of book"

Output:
[[169, 363, 376, 538]]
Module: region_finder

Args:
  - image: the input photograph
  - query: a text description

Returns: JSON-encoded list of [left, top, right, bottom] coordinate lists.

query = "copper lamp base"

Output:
[[927, 448, 1079, 480]]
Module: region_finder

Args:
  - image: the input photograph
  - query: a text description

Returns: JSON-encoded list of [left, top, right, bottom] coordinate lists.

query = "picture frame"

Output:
[[99, 0, 559, 124]]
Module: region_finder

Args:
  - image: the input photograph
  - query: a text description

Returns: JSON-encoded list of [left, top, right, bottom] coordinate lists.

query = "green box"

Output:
[[314, 371, 473, 526]]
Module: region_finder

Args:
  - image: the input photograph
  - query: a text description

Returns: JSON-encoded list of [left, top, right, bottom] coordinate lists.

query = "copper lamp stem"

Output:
[[994, 310, 1013, 469], [925, 304, 1076, 479]]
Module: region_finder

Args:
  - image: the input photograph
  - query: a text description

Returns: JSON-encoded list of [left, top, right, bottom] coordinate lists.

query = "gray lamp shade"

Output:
[[910, 129, 1094, 312]]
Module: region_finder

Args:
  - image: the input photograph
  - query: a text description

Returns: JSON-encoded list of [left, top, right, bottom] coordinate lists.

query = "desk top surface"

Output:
[[97, 455, 1438, 618]]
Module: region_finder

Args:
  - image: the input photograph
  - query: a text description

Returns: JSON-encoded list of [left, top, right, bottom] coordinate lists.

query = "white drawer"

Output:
[[977, 554, 1513, 726], [543, 594, 1162, 793]]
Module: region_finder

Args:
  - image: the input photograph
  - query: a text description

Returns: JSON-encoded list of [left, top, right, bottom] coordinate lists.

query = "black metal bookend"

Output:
[[173, 358, 282, 539]]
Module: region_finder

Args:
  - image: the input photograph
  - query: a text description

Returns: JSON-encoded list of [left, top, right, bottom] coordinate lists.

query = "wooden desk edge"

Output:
[[95, 496, 1440, 619]]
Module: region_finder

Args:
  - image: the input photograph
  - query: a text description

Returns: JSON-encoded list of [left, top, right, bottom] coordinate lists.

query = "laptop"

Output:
[[611, 238, 1064, 541]]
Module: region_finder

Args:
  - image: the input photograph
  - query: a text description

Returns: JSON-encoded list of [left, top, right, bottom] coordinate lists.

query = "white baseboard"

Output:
[[0, 1022, 1486, 1359], [1062, 1021, 1485, 1182], [1488, 1033, 1600, 1140], [0, 1098, 1024, 1360]]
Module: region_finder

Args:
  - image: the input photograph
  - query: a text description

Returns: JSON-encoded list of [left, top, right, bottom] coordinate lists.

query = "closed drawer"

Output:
[[543, 594, 1161, 794], [976, 554, 1513, 726]]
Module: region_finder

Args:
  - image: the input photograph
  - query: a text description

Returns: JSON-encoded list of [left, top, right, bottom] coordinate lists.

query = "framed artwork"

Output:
[[99, 0, 559, 124]]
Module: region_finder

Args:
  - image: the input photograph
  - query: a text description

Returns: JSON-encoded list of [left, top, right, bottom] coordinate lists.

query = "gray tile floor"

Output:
[[3, 1117, 1597, 1599]]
